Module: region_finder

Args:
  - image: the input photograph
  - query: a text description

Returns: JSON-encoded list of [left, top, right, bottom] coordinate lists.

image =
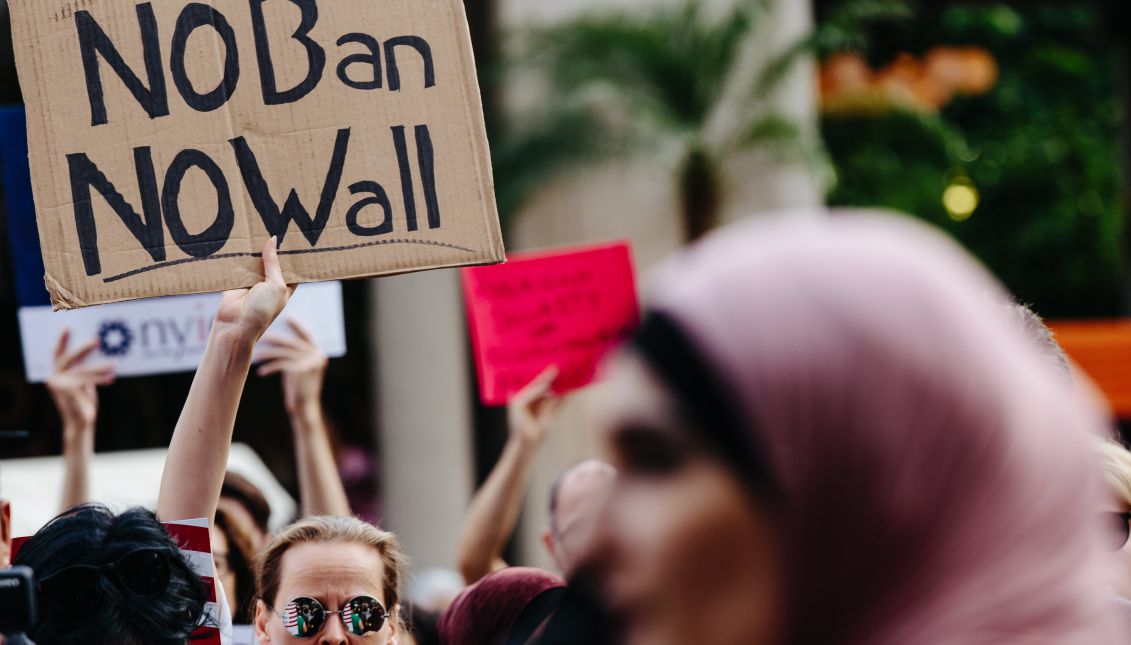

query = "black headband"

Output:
[[631, 312, 777, 501], [508, 586, 566, 645]]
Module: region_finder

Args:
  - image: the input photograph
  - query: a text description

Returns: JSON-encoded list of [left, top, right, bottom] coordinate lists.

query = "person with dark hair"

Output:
[[456, 368, 615, 586], [13, 238, 293, 645], [220, 472, 273, 546], [592, 211, 1119, 644], [214, 499, 261, 625], [13, 505, 209, 644], [404, 603, 442, 645]]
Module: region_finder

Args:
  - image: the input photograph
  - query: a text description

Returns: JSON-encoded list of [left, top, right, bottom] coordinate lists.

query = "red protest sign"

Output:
[[462, 242, 640, 406]]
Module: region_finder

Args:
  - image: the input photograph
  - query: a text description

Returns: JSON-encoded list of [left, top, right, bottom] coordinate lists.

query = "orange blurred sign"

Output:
[[1050, 319, 1131, 418]]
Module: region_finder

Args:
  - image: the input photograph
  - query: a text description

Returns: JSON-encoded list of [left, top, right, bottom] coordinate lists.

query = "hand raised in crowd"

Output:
[[48, 328, 114, 511], [258, 316, 352, 517], [158, 237, 295, 526], [212, 236, 294, 346], [456, 367, 566, 584], [508, 365, 562, 447], [46, 328, 114, 433], [258, 318, 329, 417]]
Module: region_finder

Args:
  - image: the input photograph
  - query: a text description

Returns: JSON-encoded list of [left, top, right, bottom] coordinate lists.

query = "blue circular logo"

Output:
[[98, 320, 133, 358]]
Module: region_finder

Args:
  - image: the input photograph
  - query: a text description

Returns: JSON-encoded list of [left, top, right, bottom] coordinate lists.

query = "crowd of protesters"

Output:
[[4, 209, 1131, 644]]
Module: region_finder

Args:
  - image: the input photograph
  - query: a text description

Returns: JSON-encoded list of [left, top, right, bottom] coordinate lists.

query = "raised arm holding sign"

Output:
[[462, 242, 641, 405], [158, 237, 292, 526], [9, 0, 504, 309]]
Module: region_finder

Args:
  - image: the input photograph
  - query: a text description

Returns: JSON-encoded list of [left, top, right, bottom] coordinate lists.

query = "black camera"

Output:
[[0, 566, 36, 636]]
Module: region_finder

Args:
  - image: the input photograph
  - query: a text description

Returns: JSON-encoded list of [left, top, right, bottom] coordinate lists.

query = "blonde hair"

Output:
[[255, 517, 406, 622], [1099, 440, 1131, 507]]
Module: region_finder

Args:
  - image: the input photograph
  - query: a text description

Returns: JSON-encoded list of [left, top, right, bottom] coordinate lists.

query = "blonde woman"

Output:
[[254, 517, 406, 644]]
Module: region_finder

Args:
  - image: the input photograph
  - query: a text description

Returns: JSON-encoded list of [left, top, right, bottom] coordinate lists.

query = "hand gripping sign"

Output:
[[8, 0, 504, 309], [462, 242, 641, 406], [1, 106, 347, 383]]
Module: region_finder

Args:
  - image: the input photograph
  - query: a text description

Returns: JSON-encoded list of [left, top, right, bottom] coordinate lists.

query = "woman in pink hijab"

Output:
[[595, 211, 1120, 645]]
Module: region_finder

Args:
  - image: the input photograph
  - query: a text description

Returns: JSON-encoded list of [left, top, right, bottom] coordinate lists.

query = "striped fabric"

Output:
[[344, 601, 359, 634], [13, 517, 227, 645], [164, 518, 225, 645], [283, 601, 300, 630]]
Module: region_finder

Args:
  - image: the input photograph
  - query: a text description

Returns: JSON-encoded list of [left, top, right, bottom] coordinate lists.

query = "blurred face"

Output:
[[211, 525, 238, 617], [545, 461, 616, 576], [255, 542, 397, 645], [595, 353, 785, 645]]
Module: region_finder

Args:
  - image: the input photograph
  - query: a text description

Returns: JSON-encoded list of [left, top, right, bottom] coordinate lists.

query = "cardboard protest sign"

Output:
[[1, 106, 346, 381], [462, 242, 640, 406], [8, 0, 504, 309], [2, 106, 347, 382]]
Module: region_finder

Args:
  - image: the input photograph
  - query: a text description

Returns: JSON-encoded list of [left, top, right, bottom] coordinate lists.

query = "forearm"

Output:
[[290, 402, 351, 517], [60, 425, 94, 511], [157, 329, 253, 523], [456, 437, 538, 584]]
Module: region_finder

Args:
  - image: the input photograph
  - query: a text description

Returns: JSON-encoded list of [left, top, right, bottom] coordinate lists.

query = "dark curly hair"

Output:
[[214, 503, 258, 623], [13, 505, 210, 645]]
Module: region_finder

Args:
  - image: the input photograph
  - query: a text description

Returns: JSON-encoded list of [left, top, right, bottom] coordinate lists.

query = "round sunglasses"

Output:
[[274, 596, 390, 638], [38, 548, 172, 617]]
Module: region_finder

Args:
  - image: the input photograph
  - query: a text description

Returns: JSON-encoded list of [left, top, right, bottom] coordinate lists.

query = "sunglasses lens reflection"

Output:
[[345, 596, 385, 635], [283, 597, 326, 638]]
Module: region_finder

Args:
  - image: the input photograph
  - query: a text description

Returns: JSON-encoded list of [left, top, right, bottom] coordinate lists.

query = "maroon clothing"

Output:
[[439, 568, 564, 645]]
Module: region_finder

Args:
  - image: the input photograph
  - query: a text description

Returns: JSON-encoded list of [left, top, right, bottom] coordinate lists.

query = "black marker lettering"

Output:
[[66, 148, 166, 277], [230, 128, 351, 246], [384, 36, 435, 92], [345, 181, 394, 236], [162, 149, 235, 259], [336, 33, 382, 90], [76, 4, 168, 126], [170, 3, 240, 112], [414, 125, 441, 229], [391, 125, 418, 231], [250, 0, 325, 105]]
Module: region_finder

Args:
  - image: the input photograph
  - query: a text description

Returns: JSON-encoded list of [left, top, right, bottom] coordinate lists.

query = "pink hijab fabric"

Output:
[[646, 210, 1119, 644]]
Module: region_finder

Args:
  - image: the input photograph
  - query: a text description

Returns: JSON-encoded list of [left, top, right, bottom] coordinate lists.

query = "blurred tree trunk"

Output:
[[679, 147, 723, 242], [465, 0, 496, 111]]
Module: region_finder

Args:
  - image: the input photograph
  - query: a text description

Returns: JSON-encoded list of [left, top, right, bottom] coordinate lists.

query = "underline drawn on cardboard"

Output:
[[11, 0, 505, 308], [103, 238, 479, 283]]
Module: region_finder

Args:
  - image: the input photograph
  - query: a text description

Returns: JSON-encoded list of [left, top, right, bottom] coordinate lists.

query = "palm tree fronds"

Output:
[[491, 104, 629, 224], [522, 1, 766, 130]]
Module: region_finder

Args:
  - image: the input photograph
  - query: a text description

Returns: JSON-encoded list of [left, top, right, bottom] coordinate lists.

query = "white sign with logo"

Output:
[[18, 282, 346, 383]]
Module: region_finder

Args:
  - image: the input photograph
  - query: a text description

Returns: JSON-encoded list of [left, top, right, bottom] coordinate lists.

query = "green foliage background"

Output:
[[821, 3, 1127, 317]]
